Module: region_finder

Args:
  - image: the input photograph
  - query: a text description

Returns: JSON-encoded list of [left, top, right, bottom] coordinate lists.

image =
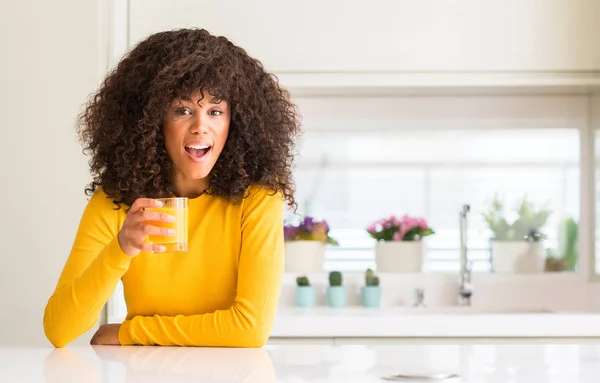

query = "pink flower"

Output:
[[367, 213, 433, 242], [401, 215, 429, 231], [397, 227, 409, 241], [383, 218, 393, 229], [394, 215, 430, 241], [400, 215, 414, 227]]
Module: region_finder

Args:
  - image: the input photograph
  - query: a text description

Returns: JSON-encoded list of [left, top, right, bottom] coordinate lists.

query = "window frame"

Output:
[[288, 96, 593, 280]]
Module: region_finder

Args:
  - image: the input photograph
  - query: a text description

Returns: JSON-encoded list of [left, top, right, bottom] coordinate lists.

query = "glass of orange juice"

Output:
[[146, 197, 188, 252]]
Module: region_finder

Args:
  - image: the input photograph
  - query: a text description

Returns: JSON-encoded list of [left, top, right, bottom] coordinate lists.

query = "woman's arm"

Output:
[[118, 187, 285, 347], [43, 191, 132, 348]]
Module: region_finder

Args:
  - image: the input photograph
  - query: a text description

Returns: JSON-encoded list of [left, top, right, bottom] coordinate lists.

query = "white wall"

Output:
[[0, 1, 104, 346], [292, 94, 588, 132], [129, 0, 600, 73]]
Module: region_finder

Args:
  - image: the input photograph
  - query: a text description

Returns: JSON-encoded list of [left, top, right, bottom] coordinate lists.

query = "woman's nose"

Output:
[[190, 118, 208, 135]]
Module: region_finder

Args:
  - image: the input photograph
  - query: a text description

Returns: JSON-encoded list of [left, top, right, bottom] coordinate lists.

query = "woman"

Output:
[[43, 28, 301, 348]]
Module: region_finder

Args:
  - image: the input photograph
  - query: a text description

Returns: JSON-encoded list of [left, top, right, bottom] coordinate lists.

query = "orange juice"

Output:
[[146, 198, 188, 252]]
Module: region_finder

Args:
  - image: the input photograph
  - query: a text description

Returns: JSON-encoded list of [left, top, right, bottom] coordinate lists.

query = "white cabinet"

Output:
[[129, 0, 600, 74]]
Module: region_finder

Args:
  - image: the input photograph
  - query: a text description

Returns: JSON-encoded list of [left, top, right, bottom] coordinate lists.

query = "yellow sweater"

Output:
[[43, 185, 284, 348]]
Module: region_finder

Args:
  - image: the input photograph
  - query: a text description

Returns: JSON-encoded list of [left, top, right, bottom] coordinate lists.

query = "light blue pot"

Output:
[[361, 286, 381, 307], [327, 286, 347, 307], [296, 286, 316, 307]]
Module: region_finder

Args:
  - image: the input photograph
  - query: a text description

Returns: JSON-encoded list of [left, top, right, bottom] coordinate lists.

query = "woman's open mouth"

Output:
[[184, 144, 212, 163]]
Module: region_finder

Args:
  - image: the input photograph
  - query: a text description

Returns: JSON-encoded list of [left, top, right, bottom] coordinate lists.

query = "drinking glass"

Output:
[[146, 197, 188, 252]]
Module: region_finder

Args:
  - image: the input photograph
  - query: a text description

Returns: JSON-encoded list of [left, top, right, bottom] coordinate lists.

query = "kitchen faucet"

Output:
[[458, 204, 473, 306]]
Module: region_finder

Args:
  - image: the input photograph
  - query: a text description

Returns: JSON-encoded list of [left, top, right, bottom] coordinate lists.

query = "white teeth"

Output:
[[185, 145, 210, 149]]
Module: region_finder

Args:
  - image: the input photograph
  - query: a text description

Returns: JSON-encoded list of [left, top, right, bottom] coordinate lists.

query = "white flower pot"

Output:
[[375, 241, 423, 273], [492, 240, 546, 273], [284, 240, 325, 273]]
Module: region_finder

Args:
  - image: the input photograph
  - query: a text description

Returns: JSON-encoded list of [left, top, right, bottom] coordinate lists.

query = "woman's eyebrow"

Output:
[[177, 94, 225, 105]]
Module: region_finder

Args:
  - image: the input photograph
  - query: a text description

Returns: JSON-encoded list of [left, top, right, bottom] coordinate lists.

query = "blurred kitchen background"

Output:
[[3, 0, 600, 347]]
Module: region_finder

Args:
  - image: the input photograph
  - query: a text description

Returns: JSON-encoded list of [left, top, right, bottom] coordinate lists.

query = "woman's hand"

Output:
[[117, 198, 175, 256], [90, 324, 121, 346]]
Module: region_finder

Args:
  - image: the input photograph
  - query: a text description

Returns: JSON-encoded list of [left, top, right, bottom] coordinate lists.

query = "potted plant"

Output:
[[366, 215, 434, 272], [361, 268, 381, 307], [483, 194, 552, 273], [545, 218, 578, 272], [326, 271, 346, 307], [284, 216, 339, 273], [295, 276, 316, 307]]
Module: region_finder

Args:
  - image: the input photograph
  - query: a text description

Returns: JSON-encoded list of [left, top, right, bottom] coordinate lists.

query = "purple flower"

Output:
[[284, 225, 298, 241], [284, 215, 338, 245], [299, 216, 315, 233]]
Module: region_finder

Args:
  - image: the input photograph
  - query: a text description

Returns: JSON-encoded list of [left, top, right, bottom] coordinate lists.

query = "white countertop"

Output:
[[270, 307, 600, 338], [3, 343, 600, 382]]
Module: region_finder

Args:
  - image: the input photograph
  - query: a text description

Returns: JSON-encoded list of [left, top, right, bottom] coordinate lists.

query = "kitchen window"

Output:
[[284, 96, 583, 273]]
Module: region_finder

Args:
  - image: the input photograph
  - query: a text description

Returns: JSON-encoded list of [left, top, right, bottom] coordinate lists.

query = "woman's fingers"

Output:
[[118, 198, 174, 256], [129, 198, 162, 214], [142, 224, 175, 237], [135, 210, 176, 224], [140, 242, 166, 253]]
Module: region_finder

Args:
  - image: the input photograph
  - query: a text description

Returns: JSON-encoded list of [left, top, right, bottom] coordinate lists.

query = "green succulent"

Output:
[[296, 276, 310, 286], [483, 194, 552, 242], [546, 218, 578, 272], [365, 268, 380, 286], [329, 271, 342, 286], [560, 218, 579, 271]]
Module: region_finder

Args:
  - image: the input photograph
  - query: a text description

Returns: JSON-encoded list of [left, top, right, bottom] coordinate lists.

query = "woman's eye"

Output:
[[175, 108, 192, 116], [209, 110, 222, 116]]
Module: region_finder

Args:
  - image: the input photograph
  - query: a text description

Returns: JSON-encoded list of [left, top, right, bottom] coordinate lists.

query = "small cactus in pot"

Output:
[[361, 268, 382, 307], [365, 268, 380, 287], [295, 275, 316, 307], [326, 271, 346, 307], [329, 271, 342, 286]]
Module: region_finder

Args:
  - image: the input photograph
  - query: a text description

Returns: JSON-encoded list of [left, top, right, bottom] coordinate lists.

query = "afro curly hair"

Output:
[[77, 28, 301, 210]]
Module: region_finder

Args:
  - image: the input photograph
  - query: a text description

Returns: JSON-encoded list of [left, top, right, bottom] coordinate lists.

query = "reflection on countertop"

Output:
[[43, 346, 275, 383], [2, 343, 600, 382]]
